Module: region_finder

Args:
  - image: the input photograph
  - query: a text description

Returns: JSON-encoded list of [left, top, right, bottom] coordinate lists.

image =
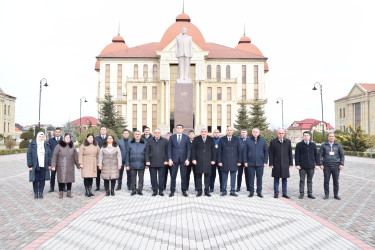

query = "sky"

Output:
[[1, 0, 375, 129]]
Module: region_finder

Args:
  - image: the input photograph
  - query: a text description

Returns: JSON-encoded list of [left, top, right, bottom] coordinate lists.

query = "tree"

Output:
[[335, 125, 370, 152], [261, 130, 277, 145], [98, 94, 127, 137], [20, 131, 34, 141], [234, 101, 251, 132], [4, 136, 15, 149], [312, 131, 328, 143], [249, 101, 268, 131], [63, 121, 78, 142]]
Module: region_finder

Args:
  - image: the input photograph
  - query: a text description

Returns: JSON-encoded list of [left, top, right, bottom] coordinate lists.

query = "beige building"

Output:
[[335, 83, 375, 134], [95, 12, 269, 133], [287, 118, 334, 144], [0, 87, 16, 138]]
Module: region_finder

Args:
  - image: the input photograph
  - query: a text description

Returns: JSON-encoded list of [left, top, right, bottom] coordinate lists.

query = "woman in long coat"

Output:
[[98, 135, 122, 196], [27, 132, 52, 199], [51, 133, 79, 199], [79, 133, 100, 197]]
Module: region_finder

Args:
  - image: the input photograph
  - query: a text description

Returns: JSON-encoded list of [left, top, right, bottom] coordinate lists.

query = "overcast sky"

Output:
[[1, 0, 374, 129]]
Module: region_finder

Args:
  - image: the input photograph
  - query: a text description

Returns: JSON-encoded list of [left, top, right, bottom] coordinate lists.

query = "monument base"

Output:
[[174, 80, 193, 134]]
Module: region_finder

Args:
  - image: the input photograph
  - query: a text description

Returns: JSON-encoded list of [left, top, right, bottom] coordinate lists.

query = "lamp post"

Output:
[[38, 78, 49, 133], [80, 96, 88, 134], [313, 82, 325, 142], [276, 98, 284, 128]]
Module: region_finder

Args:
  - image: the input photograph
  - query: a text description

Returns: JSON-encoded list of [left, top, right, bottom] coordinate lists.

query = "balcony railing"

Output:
[[205, 78, 237, 83], [127, 77, 160, 83]]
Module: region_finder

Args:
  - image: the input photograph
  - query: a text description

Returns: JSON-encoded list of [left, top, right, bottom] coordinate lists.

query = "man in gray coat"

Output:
[[117, 129, 131, 190]]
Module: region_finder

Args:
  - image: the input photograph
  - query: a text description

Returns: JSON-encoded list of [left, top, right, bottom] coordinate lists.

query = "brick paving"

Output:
[[0, 153, 374, 249]]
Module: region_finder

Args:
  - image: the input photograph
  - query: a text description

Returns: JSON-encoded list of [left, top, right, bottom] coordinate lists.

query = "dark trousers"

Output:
[[170, 161, 187, 192], [83, 178, 93, 187], [274, 178, 287, 196], [248, 166, 264, 194], [210, 164, 222, 191], [221, 171, 236, 194], [104, 179, 116, 190], [186, 164, 196, 190], [50, 170, 56, 190], [237, 165, 250, 191], [299, 168, 315, 194], [59, 183, 72, 191], [195, 173, 210, 193], [163, 165, 172, 190], [33, 168, 46, 193], [323, 165, 340, 196], [149, 167, 165, 192], [131, 169, 145, 191], [117, 162, 131, 188], [96, 167, 101, 188]]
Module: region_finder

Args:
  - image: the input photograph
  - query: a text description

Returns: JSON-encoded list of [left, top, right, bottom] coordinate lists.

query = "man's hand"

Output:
[[289, 165, 293, 169], [315, 166, 319, 170], [185, 160, 189, 166], [210, 161, 215, 165], [126, 166, 130, 170], [164, 161, 168, 165], [339, 165, 344, 170], [169, 159, 173, 166], [98, 166, 103, 170], [192, 160, 197, 165], [320, 165, 324, 170], [269, 165, 274, 169], [263, 163, 267, 168], [146, 162, 150, 166], [29, 167, 33, 171], [117, 166, 121, 170], [218, 163, 222, 167], [79, 165, 83, 169], [296, 166, 301, 170], [237, 163, 241, 166], [244, 163, 248, 167], [51, 167, 55, 171], [48, 166, 52, 170]]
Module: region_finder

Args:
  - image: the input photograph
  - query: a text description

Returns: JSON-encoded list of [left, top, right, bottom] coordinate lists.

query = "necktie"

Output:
[[178, 135, 181, 145], [203, 138, 206, 143], [228, 137, 231, 142], [280, 139, 283, 143]]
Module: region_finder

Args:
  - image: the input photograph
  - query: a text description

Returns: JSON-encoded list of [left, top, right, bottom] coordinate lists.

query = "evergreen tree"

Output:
[[234, 101, 251, 131], [98, 94, 127, 137], [335, 125, 370, 152], [63, 121, 78, 142], [249, 101, 268, 131]]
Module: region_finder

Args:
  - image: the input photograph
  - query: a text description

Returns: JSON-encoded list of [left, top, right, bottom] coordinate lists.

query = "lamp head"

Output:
[[312, 86, 317, 91], [276, 100, 279, 104], [44, 83, 48, 87], [84, 99, 88, 103]]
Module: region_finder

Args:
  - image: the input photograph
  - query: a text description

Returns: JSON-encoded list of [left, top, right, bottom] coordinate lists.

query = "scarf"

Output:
[[36, 132, 45, 168]]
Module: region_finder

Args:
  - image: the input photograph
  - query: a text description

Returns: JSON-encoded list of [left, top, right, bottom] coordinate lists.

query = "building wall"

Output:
[[0, 89, 16, 138]]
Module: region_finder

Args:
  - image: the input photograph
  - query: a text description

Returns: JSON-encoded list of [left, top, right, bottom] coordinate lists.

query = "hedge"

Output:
[[344, 151, 375, 158], [0, 148, 28, 155]]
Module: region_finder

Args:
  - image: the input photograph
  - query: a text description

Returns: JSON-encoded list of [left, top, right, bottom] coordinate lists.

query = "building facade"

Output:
[[95, 12, 268, 133], [335, 83, 375, 135], [0, 88, 16, 138], [287, 118, 334, 144]]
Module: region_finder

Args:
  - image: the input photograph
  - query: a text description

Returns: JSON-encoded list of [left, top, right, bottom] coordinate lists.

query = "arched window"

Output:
[[143, 64, 148, 80], [216, 65, 221, 82], [207, 65, 211, 79], [134, 64, 138, 78], [153, 64, 158, 79], [226, 65, 231, 79]]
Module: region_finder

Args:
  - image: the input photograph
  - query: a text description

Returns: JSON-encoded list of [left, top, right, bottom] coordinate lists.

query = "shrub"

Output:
[[4, 136, 15, 149], [19, 140, 30, 149], [0, 148, 28, 155]]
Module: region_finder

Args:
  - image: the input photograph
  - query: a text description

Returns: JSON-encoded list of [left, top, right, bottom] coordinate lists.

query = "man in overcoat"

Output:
[[94, 126, 107, 191], [217, 127, 242, 196], [191, 128, 216, 197], [186, 130, 196, 191], [210, 129, 222, 192], [48, 127, 62, 192], [269, 129, 293, 198], [237, 129, 250, 192], [117, 129, 131, 190]]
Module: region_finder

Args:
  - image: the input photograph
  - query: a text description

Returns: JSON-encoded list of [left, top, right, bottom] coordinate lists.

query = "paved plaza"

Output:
[[0, 153, 374, 249]]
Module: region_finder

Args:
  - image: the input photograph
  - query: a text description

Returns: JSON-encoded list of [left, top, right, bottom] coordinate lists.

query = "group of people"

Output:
[[27, 124, 345, 200]]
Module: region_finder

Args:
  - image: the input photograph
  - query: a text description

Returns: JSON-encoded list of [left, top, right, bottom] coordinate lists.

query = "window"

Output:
[[4, 105, 6, 115], [152, 86, 157, 100], [242, 89, 246, 101], [340, 109, 342, 118], [216, 65, 221, 82], [227, 105, 231, 126], [217, 87, 222, 100], [227, 87, 232, 100], [207, 104, 212, 126], [254, 65, 259, 99], [152, 104, 157, 130], [134, 64, 138, 78], [3, 122, 5, 132], [8, 123, 9, 132], [343, 108, 345, 118], [117, 64, 122, 98], [217, 104, 222, 126], [242, 65, 246, 84], [132, 104, 137, 131], [142, 86, 147, 99], [207, 87, 212, 100], [226, 65, 230, 79], [105, 64, 110, 95], [254, 87, 259, 100], [153, 64, 158, 79], [355, 102, 361, 128], [207, 65, 211, 79], [117, 105, 122, 116], [133, 86, 137, 99], [142, 104, 147, 127], [143, 64, 148, 80]]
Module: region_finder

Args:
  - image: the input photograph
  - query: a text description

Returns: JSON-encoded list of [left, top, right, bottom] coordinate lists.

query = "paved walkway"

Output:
[[0, 154, 374, 249]]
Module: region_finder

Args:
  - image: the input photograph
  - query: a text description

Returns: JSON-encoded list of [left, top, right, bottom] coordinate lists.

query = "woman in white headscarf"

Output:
[[27, 132, 52, 199]]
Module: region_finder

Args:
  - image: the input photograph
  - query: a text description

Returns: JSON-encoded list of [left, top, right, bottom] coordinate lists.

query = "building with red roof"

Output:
[[287, 118, 334, 143], [335, 83, 375, 135], [70, 116, 98, 133], [96, 11, 269, 133]]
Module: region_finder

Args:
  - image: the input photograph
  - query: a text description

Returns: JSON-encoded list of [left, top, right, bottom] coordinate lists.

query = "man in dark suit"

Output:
[[167, 124, 191, 197], [217, 127, 242, 196], [117, 129, 131, 190], [236, 129, 250, 192], [48, 127, 62, 192], [191, 127, 216, 197], [186, 130, 196, 191], [142, 127, 153, 142], [94, 126, 107, 191], [269, 129, 293, 198], [210, 129, 222, 192], [163, 132, 173, 190]]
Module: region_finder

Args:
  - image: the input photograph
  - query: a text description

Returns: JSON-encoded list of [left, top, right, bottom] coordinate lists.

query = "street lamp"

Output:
[[38, 78, 49, 133], [276, 98, 284, 128], [80, 96, 88, 134], [313, 82, 325, 142]]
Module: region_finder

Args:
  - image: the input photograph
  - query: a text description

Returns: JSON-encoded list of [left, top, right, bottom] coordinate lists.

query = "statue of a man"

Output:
[[175, 27, 192, 81]]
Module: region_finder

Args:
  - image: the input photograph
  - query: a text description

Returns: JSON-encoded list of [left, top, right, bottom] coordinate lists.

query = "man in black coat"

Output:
[[94, 126, 107, 191], [191, 128, 216, 197], [295, 131, 320, 199], [217, 127, 242, 196], [186, 130, 196, 191], [146, 128, 168, 196], [48, 127, 62, 192], [236, 129, 250, 192], [117, 129, 131, 190], [269, 129, 293, 198]]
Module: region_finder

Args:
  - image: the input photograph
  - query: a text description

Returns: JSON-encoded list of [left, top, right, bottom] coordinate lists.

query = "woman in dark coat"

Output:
[[27, 132, 52, 199], [51, 133, 79, 199]]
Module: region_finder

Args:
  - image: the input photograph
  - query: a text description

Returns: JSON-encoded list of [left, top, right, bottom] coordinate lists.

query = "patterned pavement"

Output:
[[0, 153, 374, 249]]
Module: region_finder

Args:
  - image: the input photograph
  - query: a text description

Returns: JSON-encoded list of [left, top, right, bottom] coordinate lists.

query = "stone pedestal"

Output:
[[174, 80, 193, 134]]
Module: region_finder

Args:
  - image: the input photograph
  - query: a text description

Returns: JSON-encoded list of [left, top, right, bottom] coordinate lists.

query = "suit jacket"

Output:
[[167, 133, 191, 163], [117, 138, 130, 164], [48, 136, 62, 153], [191, 135, 216, 174], [175, 34, 192, 58], [145, 137, 168, 168], [95, 134, 107, 148], [269, 138, 293, 178], [295, 140, 320, 169], [238, 136, 249, 164], [217, 136, 242, 172]]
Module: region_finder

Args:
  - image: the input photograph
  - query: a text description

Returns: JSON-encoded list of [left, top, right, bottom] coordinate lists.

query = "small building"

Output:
[[0, 88, 16, 138], [287, 118, 334, 144], [71, 116, 98, 134], [335, 83, 375, 135]]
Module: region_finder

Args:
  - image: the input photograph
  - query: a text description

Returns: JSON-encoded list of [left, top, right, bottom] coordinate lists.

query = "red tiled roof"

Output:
[[287, 118, 334, 130], [359, 83, 375, 93], [207, 43, 265, 59], [334, 95, 348, 101], [71, 116, 98, 126], [15, 126, 22, 133], [95, 34, 129, 70], [235, 35, 268, 71], [98, 42, 159, 58]]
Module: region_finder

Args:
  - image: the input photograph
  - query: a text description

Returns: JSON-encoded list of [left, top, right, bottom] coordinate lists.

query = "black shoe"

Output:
[[196, 192, 202, 197], [205, 192, 211, 197], [274, 194, 278, 198], [299, 194, 304, 199], [152, 191, 158, 196], [220, 192, 227, 196], [247, 188, 250, 191], [209, 188, 214, 193], [38, 192, 43, 199], [334, 195, 341, 200], [235, 188, 240, 192], [105, 191, 110, 196], [88, 186, 94, 197], [34, 192, 38, 199], [138, 191, 143, 195], [248, 193, 254, 197], [116, 186, 121, 191], [159, 192, 165, 197], [169, 192, 174, 197], [85, 187, 89, 197], [48, 189, 54, 193], [308, 194, 316, 199], [95, 187, 100, 191], [257, 193, 263, 198], [230, 193, 238, 197], [323, 195, 329, 200], [182, 192, 188, 197], [131, 191, 137, 196], [127, 187, 132, 191], [282, 194, 290, 199], [111, 189, 115, 196]]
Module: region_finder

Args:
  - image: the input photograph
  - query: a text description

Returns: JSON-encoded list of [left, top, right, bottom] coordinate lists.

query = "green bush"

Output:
[[77, 127, 120, 145], [20, 131, 34, 140], [0, 148, 28, 155], [19, 140, 30, 149]]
